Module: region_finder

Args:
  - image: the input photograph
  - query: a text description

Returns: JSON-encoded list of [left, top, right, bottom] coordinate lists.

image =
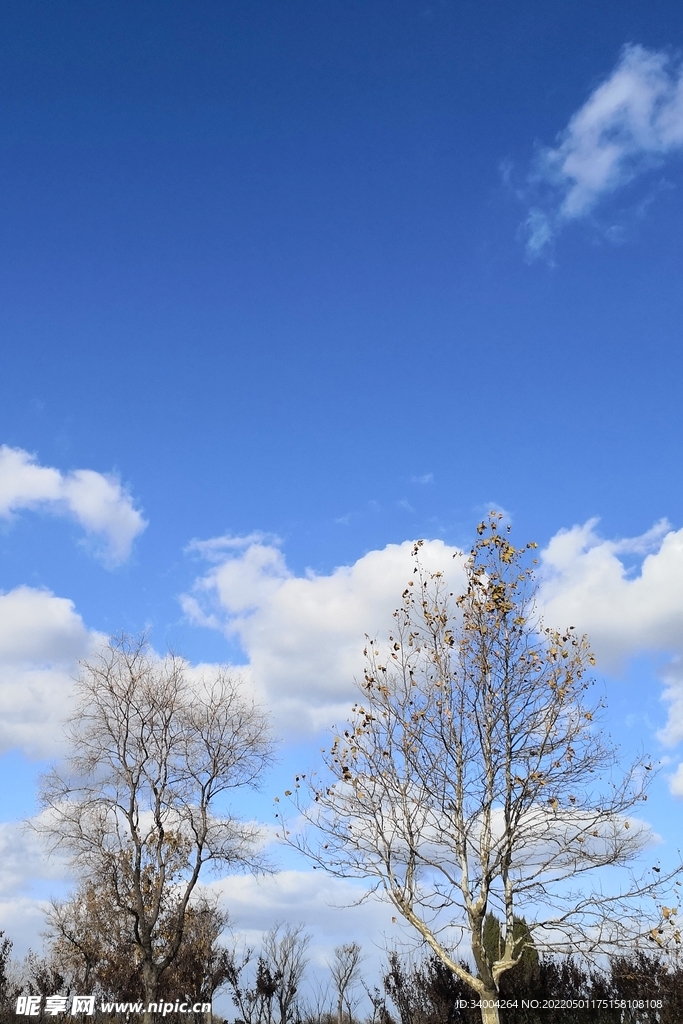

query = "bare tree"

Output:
[[362, 984, 391, 1024], [36, 634, 273, 1021], [298, 977, 333, 1024], [262, 924, 310, 1024], [283, 515, 679, 1024], [328, 944, 364, 1024], [224, 946, 272, 1024], [226, 925, 310, 1024]]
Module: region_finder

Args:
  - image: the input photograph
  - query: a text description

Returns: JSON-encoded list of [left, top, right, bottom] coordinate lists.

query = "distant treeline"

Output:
[[383, 947, 683, 1024], [2, 925, 683, 1024]]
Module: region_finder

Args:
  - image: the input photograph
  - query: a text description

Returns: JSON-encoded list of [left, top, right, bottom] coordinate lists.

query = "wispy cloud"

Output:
[[185, 531, 280, 562], [523, 44, 683, 258], [0, 445, 146, 565]]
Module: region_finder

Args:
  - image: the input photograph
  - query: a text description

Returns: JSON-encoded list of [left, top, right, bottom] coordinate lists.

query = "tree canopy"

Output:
[[36, 634, 273, 1017]]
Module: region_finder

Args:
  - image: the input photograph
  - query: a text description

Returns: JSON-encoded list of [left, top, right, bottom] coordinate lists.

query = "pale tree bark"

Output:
[[36, 634, 273, 1023], [282, 514, 680, 1024], [479, 1000, 499, 1024]]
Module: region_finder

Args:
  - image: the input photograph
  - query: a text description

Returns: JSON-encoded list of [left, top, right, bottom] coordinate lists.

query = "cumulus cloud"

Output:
[[540, 517, 683, 665], [0, 586, 99, 757], [539, 518, 683, 791], [183, 521, 683, 791], [0, 445, 147, 565], [524, 44, 683, 258], [0, 896, 52, 957], [182, 535, 464, 732]]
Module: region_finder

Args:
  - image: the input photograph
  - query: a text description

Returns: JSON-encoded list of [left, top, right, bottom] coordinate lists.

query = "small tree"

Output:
[[225, 949, 275, 1024], [227, 925, 310, 1024], [284, 515, 678, 1024], [22, 952, 67, 1023], [37, 635, 273, 1020], [262, 924, 310, 1024], [329, 943, 364, 1024]]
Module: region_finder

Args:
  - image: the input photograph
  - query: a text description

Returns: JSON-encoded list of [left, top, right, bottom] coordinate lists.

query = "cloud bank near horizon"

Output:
[[523, 44, 683, 258]]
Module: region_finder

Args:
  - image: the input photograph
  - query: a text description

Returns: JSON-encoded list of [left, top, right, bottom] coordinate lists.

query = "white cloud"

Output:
[[0, 818, 71, 897], [205, 870, 393, 948], [525, 44, 683, 257], [182, 536, 464, 733], [540, 517, 683, 667], [0, 818, 73, 956], [0, 445, 146, 565], [539, 518, 683, 791], [0, 586, 99, 757], [0, 896, 52, 957], [183, 522, 683, 792], [204, 869, 403, 992]]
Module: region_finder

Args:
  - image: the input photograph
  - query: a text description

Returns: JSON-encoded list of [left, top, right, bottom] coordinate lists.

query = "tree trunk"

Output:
[[479, 991, 500, 1024], [141, 963, 158, 1024]]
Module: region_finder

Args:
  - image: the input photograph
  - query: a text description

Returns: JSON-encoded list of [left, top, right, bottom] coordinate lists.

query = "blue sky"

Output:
[[2, 0, 683, 977]]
